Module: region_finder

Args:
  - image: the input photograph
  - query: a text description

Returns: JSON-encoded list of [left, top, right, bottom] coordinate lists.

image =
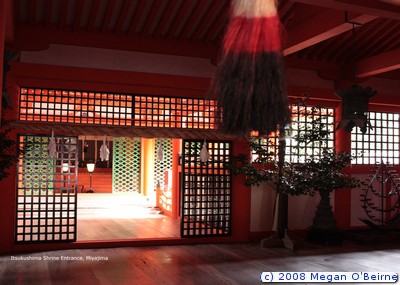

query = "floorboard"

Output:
[[76, 193, 180, 241], [2, 242, 400, 284]]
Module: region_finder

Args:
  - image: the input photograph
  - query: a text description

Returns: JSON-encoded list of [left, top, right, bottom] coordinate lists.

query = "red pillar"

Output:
[[171, 139, 180, 219], [0, 0, 15, 254], [0, 0, 6, 118], [334, 81, 353, 230], [231, 139, 251, 241]]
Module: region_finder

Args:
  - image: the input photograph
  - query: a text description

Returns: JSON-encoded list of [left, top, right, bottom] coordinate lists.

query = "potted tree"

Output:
[[227, 105, 360, 245], [295, 150, 359, 244]]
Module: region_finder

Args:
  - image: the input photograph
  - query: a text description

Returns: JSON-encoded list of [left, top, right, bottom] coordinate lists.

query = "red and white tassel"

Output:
[[211, 0, 291, 136]]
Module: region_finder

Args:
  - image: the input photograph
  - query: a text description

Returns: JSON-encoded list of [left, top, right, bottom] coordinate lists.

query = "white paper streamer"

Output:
[[157, 143, 164, 162], [99, 136, 110, 161], [48, 130, 57, 158], [199, 140, 210, 163]]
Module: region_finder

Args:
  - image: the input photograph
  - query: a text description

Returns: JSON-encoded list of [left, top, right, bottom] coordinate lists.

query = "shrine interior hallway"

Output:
[[1, 240, 400, 285]]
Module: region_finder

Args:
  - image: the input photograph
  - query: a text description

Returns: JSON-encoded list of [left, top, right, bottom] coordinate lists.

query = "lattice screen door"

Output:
[[180, 140, 232, 237], [16, 135, 78, 243], [112, 137, 141, 192]]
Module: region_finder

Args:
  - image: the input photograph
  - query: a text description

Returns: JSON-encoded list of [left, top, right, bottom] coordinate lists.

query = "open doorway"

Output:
[[75, 136, 181, 241], [15, 134, 232, 244]]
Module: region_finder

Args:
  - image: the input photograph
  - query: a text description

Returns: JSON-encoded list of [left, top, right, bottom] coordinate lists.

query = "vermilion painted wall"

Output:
[[0, 60, 253, 254], [2, 43, 400, 253]]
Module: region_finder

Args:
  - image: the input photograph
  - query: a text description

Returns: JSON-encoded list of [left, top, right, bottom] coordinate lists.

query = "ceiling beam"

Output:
[[284, 11, 377, 55], [128, 0, 148, 35], [44, 0, 53, 27], [101, 0, 117, 32], [356, 48, 400, 78], [86, 0, 100, 32], [290, 0, 400, 20], [141, 0, 165, 36], [73, 0, 85, 30], [114, 0, 132, 34], [15, 26, 217, 58]]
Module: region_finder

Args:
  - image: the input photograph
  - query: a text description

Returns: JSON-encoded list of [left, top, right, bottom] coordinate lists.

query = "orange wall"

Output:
[[2, 57, 400, 253]]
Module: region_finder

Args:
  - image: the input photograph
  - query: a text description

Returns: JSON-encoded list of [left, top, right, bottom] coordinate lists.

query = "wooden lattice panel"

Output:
[[112, 137, 141, 193], [352, 111, 400, 165], [19, 88, 218, 130], [154, 139, 173, 190], [181, 140, 232, 237], [133, 95, 217, 129], [16, 135, 78, 243], [19, 88, 133, 125]]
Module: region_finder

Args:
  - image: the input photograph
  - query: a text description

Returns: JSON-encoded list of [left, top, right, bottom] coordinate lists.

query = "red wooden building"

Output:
[[1, 0, 400, 254]]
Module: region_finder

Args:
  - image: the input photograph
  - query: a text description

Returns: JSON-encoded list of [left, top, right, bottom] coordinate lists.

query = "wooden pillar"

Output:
[[0, 0, 14, 254], [334, 80, 353, 230], [0, 0, 6, 120], [231, 139, 251, 241], [171, 139, 180, 219], [141, 138, 155, 198]]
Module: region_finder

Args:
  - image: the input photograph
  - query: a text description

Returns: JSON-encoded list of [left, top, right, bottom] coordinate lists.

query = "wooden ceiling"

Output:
[[6, 0, 400, 81]]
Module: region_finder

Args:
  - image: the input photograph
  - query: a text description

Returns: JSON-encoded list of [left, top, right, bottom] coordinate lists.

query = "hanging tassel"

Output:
[[211, 0, 291, 136], [99, 135, 110, 161], [48, 130, 57, 158], [199, 140, 211, 163], [156, 141, 164, 162]]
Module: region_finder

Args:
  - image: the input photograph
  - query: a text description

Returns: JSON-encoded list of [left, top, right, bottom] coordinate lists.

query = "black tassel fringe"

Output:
[[212, 52, 291, 136]]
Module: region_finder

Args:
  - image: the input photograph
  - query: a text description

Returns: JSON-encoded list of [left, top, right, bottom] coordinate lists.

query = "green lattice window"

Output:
[[112, 137, 141, 192], [20, 136, 54, 195], [154, 139, 173, 190]]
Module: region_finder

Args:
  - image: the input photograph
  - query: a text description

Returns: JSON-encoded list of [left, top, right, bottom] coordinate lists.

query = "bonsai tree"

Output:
[[227, 104, 360, 244], [295, 149, 359, 243], [0, 50, 20, 181], [0, 126, 18, 181]]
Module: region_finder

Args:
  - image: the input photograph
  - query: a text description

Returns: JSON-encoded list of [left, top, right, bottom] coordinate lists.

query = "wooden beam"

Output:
[[355, 48, 400, 78], [101, 0, 117, 32], [202, 2, 229, 43], [43, 0, 53, 27], [73, 0, 85, 30], [127, 0, 148, 35], [180, 0, 210, 39], [166, 0, 194, 39], [86, 0, 100, 32], [28, 0, 37, 26], [114, 0, 132, 34], [141, 0, 165, 36], [11, 122, 233, 140], [15, 26, 217, 58], [284, 11, 377, 55], [154, 0, 179, 37], [191, 1, 227, 41], [0, 0, 6, 119], [291, 0, 400, 20], [59, 0, 69, 29]]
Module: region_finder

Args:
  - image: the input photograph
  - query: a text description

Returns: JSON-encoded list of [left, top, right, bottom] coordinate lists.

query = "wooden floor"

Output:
[[1, 241, 400, 284], [77, 193, 180, 240]]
